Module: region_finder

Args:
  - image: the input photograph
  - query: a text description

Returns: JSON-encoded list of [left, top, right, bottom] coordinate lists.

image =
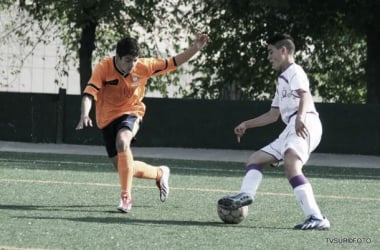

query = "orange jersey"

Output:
[[83, 57, 177, 129]]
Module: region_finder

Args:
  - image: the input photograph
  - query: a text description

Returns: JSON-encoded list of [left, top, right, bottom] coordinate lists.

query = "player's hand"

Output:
[[295, 118, 308, 139], [76, 116, 93, 130], [234, 122, 247, 143], [195, 33, 209, 50]]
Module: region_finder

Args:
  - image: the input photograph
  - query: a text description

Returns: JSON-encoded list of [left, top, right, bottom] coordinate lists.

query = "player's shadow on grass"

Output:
[[76, 216, 291, 230], [13, 215, 290, 230], [3, 204, 290, 230]]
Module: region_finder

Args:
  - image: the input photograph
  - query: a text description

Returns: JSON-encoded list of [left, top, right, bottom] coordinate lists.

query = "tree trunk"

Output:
[[220, 81, 243, 100], [79, 22, 97, 92], [366, 18, 380, 103]]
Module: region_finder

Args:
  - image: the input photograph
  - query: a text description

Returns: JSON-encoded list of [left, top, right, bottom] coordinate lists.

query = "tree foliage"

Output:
[[16, 0, 162, 91], [184, 0, 371, 103], [1, 0, 379, 103], [1, 0, 190, 94]]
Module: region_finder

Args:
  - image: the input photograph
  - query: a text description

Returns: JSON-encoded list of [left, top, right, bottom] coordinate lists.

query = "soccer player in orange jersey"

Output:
[[76, 34, 208, 213]]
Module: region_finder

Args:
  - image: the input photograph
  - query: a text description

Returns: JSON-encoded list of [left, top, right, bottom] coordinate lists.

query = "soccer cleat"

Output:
[[156, 166, 170, 202], [117, 196, 133, 213], [294, 215, 330, 230], [218, 193, 253, 210]]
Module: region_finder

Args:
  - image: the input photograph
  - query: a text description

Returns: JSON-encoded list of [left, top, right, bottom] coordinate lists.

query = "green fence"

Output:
[[0, 92, 379, 155]]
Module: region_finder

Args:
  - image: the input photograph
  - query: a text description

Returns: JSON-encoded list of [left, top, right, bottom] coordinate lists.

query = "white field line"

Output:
[[1, 178, 379, 202], [0, 158, 379, 180]]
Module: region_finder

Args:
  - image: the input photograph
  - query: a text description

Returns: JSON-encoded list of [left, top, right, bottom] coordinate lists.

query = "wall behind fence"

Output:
[[0, 92, 379, 155]]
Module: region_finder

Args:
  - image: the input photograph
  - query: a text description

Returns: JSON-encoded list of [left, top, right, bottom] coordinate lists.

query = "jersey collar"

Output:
[[113, 56, 129, 78], [280, 62, 294, 74]]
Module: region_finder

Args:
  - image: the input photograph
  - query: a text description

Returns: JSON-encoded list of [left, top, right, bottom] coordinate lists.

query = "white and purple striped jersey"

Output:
[[271, 63, 317, 125]]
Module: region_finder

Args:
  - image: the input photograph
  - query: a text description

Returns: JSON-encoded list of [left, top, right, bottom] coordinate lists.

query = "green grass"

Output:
[[0, 151, 379, 250]]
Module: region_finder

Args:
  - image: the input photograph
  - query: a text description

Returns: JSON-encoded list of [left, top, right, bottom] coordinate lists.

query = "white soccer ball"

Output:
[[217, 204, 248, 224]]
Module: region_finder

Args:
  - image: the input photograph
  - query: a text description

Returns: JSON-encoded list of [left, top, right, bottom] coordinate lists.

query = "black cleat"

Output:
[[218, 193, 253, 210]]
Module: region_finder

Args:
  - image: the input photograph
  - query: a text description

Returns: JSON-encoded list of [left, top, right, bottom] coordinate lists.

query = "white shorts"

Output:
[[261, 113, 322, 164]]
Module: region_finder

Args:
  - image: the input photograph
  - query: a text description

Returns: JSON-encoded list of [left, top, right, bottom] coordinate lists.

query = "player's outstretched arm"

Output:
[[234, 122, 247, 143], [76, 95, 93, 130], [174, 33, 208, 67], [234, 108, 280, 142]]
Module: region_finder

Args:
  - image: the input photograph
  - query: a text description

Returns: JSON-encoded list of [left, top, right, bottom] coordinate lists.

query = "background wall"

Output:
[[0, 92, 379, 155]]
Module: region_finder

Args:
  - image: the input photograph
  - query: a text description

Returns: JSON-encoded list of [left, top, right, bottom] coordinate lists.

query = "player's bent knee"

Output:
[[246, 150, 277, 167]]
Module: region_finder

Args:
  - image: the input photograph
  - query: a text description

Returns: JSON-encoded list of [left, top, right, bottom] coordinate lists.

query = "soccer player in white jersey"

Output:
[[218, 33, 330, 230]]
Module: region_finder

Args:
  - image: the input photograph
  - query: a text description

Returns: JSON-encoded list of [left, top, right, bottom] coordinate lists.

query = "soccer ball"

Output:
[[217, 204, 248, 224]]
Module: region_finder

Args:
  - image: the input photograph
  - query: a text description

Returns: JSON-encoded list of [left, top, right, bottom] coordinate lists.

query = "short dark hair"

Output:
[[266, 33, 295, 54], [116, 37, 140, 57]]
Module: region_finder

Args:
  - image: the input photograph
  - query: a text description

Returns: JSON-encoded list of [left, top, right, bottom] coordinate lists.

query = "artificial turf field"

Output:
[[0, 151, 379, 250]]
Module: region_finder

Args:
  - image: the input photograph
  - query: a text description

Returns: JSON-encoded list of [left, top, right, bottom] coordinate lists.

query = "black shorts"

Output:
[[101, 115, 141, 157]]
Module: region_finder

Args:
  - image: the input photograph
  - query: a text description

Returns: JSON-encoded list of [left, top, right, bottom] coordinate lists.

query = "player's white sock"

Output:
[[293, 182, 323, 219], [240, 164, 263, 198]]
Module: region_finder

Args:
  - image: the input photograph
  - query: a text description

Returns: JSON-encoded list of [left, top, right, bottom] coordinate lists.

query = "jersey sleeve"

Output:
[[83, 62, 105, 101], [289, 68, 310, 92], [148, 57, 177, 77]]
